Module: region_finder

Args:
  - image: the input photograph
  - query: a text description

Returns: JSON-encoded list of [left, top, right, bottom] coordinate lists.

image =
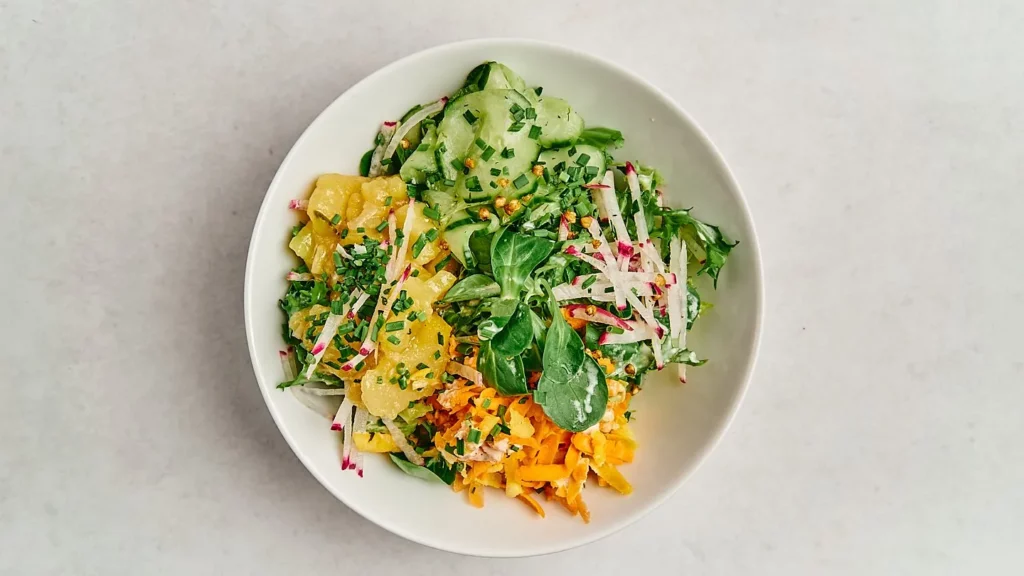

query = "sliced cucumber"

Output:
[[537, 144, 605, 185], [481, 63, 528, 92], [434, 98, 479, 181], [399, 123, 438, 184], [442, 222, 488, 267], [455, 90, 540, 200], [534, 97, 584, 148]]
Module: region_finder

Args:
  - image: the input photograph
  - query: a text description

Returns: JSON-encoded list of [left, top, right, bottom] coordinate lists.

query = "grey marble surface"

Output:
[[2, 1, 1022, 574]]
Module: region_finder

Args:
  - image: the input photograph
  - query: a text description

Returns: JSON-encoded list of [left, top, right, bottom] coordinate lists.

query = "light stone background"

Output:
[[2, 1, 1022, 574]]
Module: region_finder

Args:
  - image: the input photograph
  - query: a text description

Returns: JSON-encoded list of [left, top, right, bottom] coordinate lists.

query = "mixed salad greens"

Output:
[[278, 62, 736, 520]]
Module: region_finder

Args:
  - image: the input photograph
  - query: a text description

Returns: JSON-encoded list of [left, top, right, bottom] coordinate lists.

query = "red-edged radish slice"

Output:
[[304, 310, 350, 379], [335, 244, 353, 261], [382, 417, 424, 466], [346, 291, 370, 319], [286, 271, 314, 282], [384, 209, 398, 279], [352, 407, 368, 477], [288, 199, 308, 211], [558, 215, 570, 241], [564, 304, 633, 330], [582, 219, 628, 310], [368, 121, 398, 177], [381, 97, 448, 161]]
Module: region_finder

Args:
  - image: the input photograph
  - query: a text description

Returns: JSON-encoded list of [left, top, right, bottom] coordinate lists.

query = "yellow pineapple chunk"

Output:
[[306, 174, 366, 228], [361, 314, 451, 420], [288, 304, 367, 381], [342, 176, 408, 245]]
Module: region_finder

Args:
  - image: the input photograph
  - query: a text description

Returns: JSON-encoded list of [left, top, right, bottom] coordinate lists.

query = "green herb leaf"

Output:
[[535, 354, 608, 432], [389, 453, 447, 484], [489, 228, 554, 299], [578, 127, 625, 149], [478, 341, 528, 396], [490, 302, 534, 356], [442, 274, 501, 303]]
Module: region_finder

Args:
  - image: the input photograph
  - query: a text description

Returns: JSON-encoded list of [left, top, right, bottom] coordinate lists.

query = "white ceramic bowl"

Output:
[[244, 38, 762, 557]]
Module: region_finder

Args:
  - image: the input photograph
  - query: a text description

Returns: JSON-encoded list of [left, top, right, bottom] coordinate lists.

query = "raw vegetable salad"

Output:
[[278, 62, 736, 521]]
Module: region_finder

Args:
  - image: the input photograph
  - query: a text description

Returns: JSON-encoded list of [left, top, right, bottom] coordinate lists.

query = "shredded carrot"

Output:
[[519, 464, 569, 482], [517, 493, 546, 517]]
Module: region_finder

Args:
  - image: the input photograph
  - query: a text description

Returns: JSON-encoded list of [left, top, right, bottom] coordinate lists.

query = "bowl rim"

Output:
[[244, 37, 764, 558]]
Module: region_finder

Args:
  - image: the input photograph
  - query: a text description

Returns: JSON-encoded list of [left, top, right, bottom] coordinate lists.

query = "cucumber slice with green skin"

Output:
[[399, 123, 438, 184], [437, 89, 541, 201], [533, 97, 583, 148], [537, 144, 606, 185], [442, 222, 489, 267]]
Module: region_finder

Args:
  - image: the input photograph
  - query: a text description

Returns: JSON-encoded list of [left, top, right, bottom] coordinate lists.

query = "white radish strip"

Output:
[[667, 238, 684, 340], [563, 304, 633, 330], [382, 97, 448, 161], [391, 199, 416, 280], [382, 417, 424, 466], [597, 322, 661, 345], [572, 272, 676, 286], [583, 219, 628, 310], [564, 245, 611, 271], [553, 281, 655, 301], [334, 244, 353, 261], [593, 170, 633, 267], [288, 199, 308, 211], [279, 348, 297, 381], [304, 310, 350, 379], [332, 395, 352, 433], [286, 272, 314, 282], [385, 209, 398, 279], [346, 290, 370, 319], [296, 386, 348, 396], [368, 121, 398, 177], [341, 265, 413, 371], [447, 361, 483, 386], [624, 163, 652, 248], [558, 216, 570, 241], [352, 407, 368, 477], [587, 183, 610, 219], [650, 327, 665, 370], [677, 239, 690, 383]]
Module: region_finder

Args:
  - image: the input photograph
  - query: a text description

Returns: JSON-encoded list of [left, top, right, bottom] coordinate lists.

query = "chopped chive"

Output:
[[474, 137, 487, 150], [333, 252, 343, 268], [489, 424, 501, 437], [584, 165, 599, 178], [437, 333, 444, 345], [582, 276, 598, 289], [481, 146, 496, 161], [330, 213, 342, 225], [576, 153, 591, 166], [534, 86, 543, 96], [456, 438, 465, 455], [513, 174, 530, 189], [411, 235, 427, 258], [525, 107, 537, 120], [518, 397, 528, 404], [501, 148, 515, 160], [384, 196, 393, 206], [568, 145, 578, 156], [508, 122, 525, 132], [375, 220, 389, 232], [385, 321, 404, 332], [437, 142, 446, 153], [497, 405, 507, 419], [465, 176, 482, 192], [467, 428, 481, 444], [416, 362, 429, 370], [356, 227, 365, 233], [509, 103, 523, 115], [416, 143, 429, 152], [463, 110, 478, 124], [423, 206, 440, 220], [425, 372, 434, 378], [330, 300, 343, 315], [424, 228, 439, 241], [482, 399, 492, 408], [387, 334, 401, 345], [450, 159, 463, 171], [443, 178, 456, 187], [490, 168, 501, 177], [528, 125, 542, 139], [380, 158, 391, 166], [433, 350, 441, 359], [489, 181, 497, 189]]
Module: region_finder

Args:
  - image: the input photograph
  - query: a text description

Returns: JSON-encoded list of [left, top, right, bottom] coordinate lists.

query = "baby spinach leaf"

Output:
[[541, 298, 585, 382], [490, 302, 534, 356], [478, 298, 519, 340], [534, 354, 608, 432], [468, 229, 493, 274], [490, 228, 554, 299], [442, 274, 500, 303], [389, 453, 447, 484], [478, 341, 528, 396]]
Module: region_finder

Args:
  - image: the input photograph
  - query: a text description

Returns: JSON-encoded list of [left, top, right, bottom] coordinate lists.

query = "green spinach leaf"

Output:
[[478, 341, 528, 395], [468, 229, 493, 274], [490, 228, 554, 299], [389, 453, 447, 484], [540, 297, 585, 382], [535, 354, 608, 432], [442, 274, 500, 303], [490, 302, 534, 356]]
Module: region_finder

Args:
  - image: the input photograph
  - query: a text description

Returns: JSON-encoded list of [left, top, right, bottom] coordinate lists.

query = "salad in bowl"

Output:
[[275, 62, 736, 523]]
